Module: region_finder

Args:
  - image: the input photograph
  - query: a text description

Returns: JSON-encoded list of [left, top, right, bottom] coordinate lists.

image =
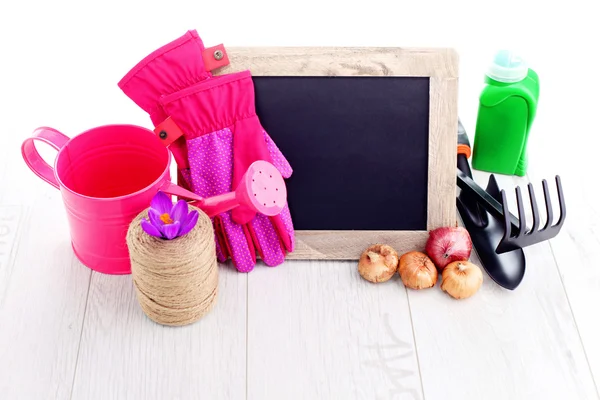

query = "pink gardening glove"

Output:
[[118, 30, 230, 260], [159, 70, 295, 272]]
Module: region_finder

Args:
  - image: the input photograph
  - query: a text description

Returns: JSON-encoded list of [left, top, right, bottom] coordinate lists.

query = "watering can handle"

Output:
[[21, 127, 71, 189]]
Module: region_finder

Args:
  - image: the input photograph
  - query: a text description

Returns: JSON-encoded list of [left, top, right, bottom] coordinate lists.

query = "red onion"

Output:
[[425, 227, 473, 270]]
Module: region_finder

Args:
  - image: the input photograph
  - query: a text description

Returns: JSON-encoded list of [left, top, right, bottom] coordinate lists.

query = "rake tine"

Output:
[[501, 189, 513, 243], [528, 183, 540, 234], [515, 186, 527, 237], [555, 175, 566, 227], [542, 179, 554, 230]]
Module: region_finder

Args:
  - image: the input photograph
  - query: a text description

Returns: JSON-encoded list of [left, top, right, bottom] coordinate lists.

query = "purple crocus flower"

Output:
[[141, 191, 199, 240]]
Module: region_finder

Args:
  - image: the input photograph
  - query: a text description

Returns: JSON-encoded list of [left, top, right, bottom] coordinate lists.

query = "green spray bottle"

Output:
[[472, 50, 540, 176]]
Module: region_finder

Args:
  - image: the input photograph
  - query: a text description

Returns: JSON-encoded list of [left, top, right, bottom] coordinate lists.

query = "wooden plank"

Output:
[[0, 196, 91, 399], [247, 260, 423, 400], [526, 137, 600, 393], [407, 171, 598, 400], [222, 46, 459, 78], [288, 230, 429, 260], [0, 143, 92, 399], [0, 205, 23, 302], [512, 61, 600, 392], [70, 265, 247, 400], [427, 77, 459, 230]]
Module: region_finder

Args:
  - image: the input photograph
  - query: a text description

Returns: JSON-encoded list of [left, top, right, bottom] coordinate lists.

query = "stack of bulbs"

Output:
[[357, 227, 483, 300]]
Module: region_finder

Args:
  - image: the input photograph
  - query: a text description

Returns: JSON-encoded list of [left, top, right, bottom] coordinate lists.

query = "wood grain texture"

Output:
[[0, 196, 91, 399], [0, 146, 92, 399], [526, 138, 600, 394], [427, 77, 458, 230], [409, 171, 598, 400], [70, 264, 247, 400], [287, 231, 429, 260], [0, 205, 23, 302], [215, 46, 459, 259], [247, 260, 423, 400], [221, 46, 458, 78]]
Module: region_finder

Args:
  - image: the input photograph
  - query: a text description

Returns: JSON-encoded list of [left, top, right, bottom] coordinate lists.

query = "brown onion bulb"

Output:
[[398, 251, 438, 289], [358, 244, 399, 283], [441, 260, 483, 299]]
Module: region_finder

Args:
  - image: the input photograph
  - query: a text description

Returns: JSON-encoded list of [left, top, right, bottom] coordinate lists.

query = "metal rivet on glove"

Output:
[[159, 130, 168, 139], [213, 50, 224, 61]]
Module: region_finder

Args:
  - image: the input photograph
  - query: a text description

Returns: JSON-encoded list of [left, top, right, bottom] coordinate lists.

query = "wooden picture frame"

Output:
[[216, 47, 459, 259]]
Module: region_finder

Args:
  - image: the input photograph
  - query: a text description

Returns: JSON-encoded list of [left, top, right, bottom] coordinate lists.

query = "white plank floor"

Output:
[[247, 261, 422, 399], [2, 130, 599, 400], [71, 269, 247, 400]]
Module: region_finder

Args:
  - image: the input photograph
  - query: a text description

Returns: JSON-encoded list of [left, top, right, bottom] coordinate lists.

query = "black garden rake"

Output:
[[457, 171, 566, 253], [455, 120, 567, 289], [496, 176, 566, 253]]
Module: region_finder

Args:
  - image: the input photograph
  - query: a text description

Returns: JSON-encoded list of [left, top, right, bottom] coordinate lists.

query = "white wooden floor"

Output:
[[2, 1, 600, 398], [1, 128, 600, 400]]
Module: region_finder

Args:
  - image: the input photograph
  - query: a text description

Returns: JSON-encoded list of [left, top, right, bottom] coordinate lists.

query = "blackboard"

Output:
[[218, 47, 458, 259], [254, 76, 430, 231]]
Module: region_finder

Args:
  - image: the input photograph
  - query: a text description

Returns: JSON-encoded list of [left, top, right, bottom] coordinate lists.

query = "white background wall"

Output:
[[1, 0, 599, 234], [2, 0, 598, 159]]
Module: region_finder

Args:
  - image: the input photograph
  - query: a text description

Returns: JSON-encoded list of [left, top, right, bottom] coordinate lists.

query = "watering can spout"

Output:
[[179, 160, 287, 218]]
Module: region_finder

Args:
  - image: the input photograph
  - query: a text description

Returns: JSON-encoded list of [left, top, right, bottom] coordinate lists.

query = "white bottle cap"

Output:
[[486, 50, 529, 83]]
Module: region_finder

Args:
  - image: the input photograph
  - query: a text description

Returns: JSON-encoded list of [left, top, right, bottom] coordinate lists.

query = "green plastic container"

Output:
[[472, 50, 540, 176]]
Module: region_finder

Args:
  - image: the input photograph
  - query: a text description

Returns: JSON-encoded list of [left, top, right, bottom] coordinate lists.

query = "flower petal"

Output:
[[170, 200, 189, 224], [141, 219, 162, 238], [162, 221, 181, 240], [148, 208, 164, 226], [178, 210, 199, 237], [150, 191, 173, 214]]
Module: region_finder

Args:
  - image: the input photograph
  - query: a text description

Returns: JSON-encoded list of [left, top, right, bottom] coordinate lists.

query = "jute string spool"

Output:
[[126, 205, 218, 326]]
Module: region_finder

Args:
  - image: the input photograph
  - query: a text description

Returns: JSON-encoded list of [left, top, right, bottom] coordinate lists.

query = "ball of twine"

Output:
[[126, 205, 218, 326]]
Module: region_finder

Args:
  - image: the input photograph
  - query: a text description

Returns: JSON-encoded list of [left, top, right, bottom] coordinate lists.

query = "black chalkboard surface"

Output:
[[253, 76, 431, 231]]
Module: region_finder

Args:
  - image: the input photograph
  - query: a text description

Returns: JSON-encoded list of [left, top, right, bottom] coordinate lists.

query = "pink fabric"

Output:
[[231, 116, 272, 224], [159, 71, 254, 139], [161, 74, 295, 272], [180, 126, 294, 271], [182, 128, 256, 271], [117, 29, 212, 177], [118, 30, 211, 126]]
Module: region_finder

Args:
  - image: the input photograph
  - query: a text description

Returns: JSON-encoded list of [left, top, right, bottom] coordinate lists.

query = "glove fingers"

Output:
[[179, 168, 192, 191], [183, 128, 244, 267], [220, 212, 257, 272], [250, 214, 286, 267], [263, 131, 293, 179], [269, 204, 295, 253], [231, 117, 272, 225], [213, 216, 229, 263]]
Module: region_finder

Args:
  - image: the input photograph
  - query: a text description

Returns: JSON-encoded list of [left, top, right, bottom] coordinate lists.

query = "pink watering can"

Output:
[[21, 124, 287, 274]]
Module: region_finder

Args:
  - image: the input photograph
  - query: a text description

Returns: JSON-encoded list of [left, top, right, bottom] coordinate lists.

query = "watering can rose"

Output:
[[141, 191, 199, 240]]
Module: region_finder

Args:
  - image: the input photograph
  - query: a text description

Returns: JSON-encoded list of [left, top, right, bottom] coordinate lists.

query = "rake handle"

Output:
[[456, 169, 521, 231], [456, 120, 520, 231], [457, 121, 472, 175]]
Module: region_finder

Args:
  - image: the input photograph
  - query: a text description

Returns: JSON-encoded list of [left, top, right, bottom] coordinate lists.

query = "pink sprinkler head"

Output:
[[239, 160, 287, 216], [193, 160, 287, 218]]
